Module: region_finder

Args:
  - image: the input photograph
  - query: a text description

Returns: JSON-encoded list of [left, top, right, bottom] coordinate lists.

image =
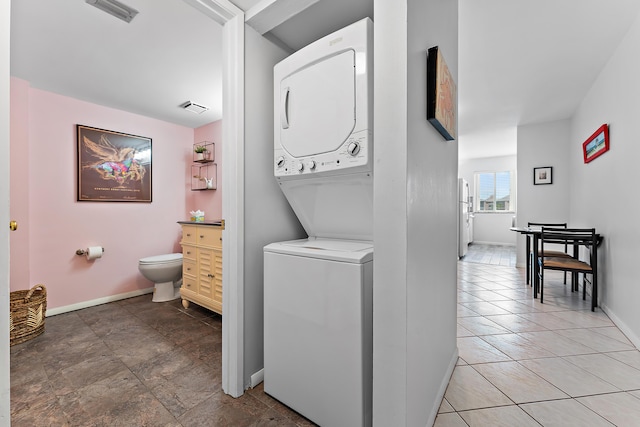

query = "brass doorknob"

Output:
[[9, 221, 17, 231]]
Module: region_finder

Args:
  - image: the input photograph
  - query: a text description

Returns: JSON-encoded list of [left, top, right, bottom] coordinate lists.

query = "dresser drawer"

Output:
[[183, 258, 197, 276], [197, 226, 222, 248], [181, 225, 197, 245], [181, 275, 197, 292], [182, 244, 196, 260]]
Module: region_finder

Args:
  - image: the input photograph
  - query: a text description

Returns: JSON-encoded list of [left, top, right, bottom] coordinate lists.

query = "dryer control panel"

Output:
[[274, 130, 370, 178]]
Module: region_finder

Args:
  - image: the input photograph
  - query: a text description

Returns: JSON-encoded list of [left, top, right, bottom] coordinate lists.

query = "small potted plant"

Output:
[[194, 145, 207, 161]]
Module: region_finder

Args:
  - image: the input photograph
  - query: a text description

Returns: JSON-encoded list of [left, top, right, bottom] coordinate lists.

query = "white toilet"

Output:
[[138, 253, 183, 302]]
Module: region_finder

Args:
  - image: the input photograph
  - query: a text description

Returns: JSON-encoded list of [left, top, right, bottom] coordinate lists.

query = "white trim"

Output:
[[182, 0, 242, 24], [0, 0, 10, 422], [426, 349, 459, 427], [600, 304, 640, 350], [470, 241, 516, 247], [245, 0, 319, 35], [250, 368, 264, 388], [221, 13, 246, 398], [182, 0, 246, 398], [45, 288, 153, 317]]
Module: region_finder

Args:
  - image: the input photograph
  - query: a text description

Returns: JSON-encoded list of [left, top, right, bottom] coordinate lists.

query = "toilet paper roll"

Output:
[[86, 246, 103, 260]]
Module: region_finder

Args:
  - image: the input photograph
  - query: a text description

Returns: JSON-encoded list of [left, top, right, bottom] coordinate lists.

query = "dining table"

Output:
[[509, 226, 603, 299], [510, 226, 542, 294]]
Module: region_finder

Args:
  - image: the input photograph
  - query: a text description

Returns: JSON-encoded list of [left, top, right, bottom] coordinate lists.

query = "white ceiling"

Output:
[[11, 0, 224, 128], [10, 0, 640, 159], [459, 0, 640, 160]]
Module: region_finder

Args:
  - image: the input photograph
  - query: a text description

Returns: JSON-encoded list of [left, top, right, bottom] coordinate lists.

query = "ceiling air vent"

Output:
[[86, 0, 139, 23], [182, 101, 209, 115]]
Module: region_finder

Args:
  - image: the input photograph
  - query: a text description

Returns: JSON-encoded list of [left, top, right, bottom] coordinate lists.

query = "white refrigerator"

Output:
[[459, 178, 471, 258]]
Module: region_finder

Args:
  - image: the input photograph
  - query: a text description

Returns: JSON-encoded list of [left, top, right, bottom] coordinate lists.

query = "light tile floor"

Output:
[[436, 259, 640, 426], [461, 243, 517, 267]]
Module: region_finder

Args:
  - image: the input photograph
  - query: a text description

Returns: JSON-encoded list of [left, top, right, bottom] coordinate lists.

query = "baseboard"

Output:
[[471, 241, 516, 247], [600, 303, 640, 350], [250, 368, 264, 388], [427, 346, 459, 426], [46, 288, 154, 316]]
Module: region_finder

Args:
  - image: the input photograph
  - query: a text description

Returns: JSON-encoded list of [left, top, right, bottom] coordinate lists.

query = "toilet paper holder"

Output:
[[76, 247, 105, 256]]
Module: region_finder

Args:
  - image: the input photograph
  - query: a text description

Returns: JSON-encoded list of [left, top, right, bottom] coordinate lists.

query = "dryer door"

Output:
[[278, 50, 355, 158]]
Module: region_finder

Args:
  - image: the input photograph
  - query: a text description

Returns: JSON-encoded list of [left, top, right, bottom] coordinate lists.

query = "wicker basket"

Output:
[[9, 284, 47, 346]]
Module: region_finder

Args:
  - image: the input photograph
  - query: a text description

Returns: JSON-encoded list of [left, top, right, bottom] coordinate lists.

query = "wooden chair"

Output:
[[527, 222, 571, 286], [537, 227, 598, 311]]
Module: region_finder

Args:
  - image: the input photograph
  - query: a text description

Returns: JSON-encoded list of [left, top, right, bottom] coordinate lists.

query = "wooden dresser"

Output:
[[178, 221, 223, 315]]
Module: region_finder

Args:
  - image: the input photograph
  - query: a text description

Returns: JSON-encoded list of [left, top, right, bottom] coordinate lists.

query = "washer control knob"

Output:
[[276, 156, 285, 168], [307, 160, 316, 170], [297, 163, 304, 172], [347, 142, 361, 156]]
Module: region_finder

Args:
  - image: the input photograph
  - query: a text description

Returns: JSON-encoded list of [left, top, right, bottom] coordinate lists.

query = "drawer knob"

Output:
[[200, 235, 205, 238], [208, 273, 215, 278], [186, 233, 191, 237]]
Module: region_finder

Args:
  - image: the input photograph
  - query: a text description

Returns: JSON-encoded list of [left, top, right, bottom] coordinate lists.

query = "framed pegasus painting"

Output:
[[77, 125, 152, 202]]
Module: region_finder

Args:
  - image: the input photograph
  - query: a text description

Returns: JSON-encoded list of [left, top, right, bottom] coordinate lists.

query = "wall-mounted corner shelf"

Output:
[[191, 163, 217, 191], [193, 141, 215, 163]]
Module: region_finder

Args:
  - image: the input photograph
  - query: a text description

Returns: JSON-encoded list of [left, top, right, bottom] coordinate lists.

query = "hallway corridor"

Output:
[[436, 261, 640, 426]]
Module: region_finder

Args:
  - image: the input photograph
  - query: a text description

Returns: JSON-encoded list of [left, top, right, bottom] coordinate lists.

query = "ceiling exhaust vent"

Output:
[[86, 0, 139, 23], [182, 101, 209, 115]]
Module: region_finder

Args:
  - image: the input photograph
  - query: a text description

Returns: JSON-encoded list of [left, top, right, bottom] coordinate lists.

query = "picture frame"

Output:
[[426, 46, 457, 141], [533, 166, 552, 185], [582, 123, 609, 163], [77, 125, 152, 202]]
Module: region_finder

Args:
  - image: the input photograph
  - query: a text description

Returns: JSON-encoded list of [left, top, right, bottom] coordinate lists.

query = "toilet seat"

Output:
[[139, 253, 183, 265]]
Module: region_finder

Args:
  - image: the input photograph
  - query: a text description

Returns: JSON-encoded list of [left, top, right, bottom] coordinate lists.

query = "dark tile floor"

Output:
[[10, 295, 315, 427]]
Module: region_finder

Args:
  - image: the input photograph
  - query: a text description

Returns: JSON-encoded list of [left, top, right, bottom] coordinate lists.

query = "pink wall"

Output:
[[10, 78, 200, 309], [187, 121, 222, 219], [9, 78, 30, 290]]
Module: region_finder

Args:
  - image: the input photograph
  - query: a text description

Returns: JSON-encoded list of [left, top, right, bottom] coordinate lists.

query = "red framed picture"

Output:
[[582, 124, 609, 163]]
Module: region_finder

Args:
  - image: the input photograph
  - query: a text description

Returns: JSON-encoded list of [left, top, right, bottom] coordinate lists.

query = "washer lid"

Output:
[[264, 238, 373, 263], [139, 253, 183, 264]]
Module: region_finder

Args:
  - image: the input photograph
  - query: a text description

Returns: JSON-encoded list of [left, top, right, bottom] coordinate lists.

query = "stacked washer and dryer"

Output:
[[263, 18, 374, 427]]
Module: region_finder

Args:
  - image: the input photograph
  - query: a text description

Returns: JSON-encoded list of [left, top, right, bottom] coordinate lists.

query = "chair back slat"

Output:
[[540, 227, 596, 246]]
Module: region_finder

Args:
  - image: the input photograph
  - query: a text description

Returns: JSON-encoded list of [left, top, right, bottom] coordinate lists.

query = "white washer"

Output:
[[264, 238, 373, 427]]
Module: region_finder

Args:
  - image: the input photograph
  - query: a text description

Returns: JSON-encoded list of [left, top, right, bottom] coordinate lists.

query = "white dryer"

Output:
[[264, 17, 374, 427], [272, 16, 373, 241]]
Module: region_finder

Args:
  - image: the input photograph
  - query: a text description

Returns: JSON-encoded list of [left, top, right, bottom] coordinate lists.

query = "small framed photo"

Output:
[[582, 124, 609, 163], [533, 167, 552, 185]]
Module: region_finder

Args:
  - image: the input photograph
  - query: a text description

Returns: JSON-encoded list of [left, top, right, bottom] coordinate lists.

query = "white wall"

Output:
[[515, 120, 571, 267], [459, 155, 517, 246], [373, 0, 458, 425], [242, 26, 306, 388], [569, 11, 640, 347]]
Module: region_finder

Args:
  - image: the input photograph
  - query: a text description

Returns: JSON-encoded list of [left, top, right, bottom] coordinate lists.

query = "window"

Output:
[[474, 171, 515, 212]]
